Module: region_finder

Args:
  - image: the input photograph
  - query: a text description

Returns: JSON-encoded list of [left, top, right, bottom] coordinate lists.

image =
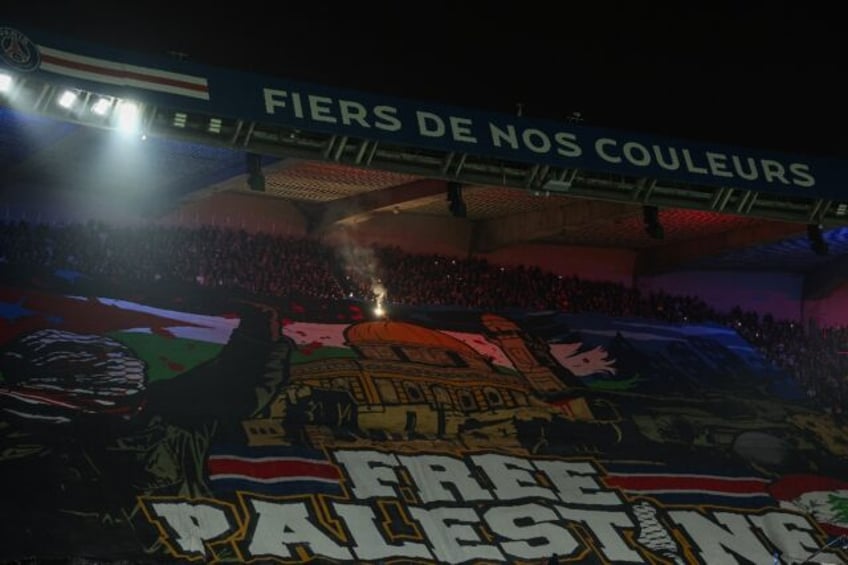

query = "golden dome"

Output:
[[480, 313, 519, 331], [345, 321, 482, 359]]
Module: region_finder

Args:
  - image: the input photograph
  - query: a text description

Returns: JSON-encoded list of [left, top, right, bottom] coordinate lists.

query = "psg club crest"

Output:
[[0, 27, 40, 72]]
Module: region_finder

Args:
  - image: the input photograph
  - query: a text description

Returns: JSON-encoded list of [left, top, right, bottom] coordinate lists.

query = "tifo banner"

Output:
[[1, 285, 847, 563], [3, 24, 848, 200]]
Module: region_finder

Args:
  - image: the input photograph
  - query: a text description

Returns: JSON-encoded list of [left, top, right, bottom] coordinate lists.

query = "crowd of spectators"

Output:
[[1, 219, 846, 415]]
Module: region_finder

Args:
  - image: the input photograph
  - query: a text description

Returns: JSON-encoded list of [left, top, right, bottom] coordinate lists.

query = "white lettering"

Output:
[[681, 149, 708, 174], [333, 503, 432, 560], [534, 460, 621, 506], [307, 95, 336, 124], [554, 131, 582, 158], [705, 152, 734, 178], [789, 162, 815, 187], [522, 128, 551, 154], [484, 503, 580, 560], [489, 123, 520, 149], [398, 454, 491, 503], [290, 91, 304, 118], [556, 507, 642, 563], [248, 500, 352, 560], [449, 116, 477, 143], [409, 506, 504, 564], [623, 141, 651, 166], [338, 99, 370, 128], [731, 155, 759, 180], [417, 111, 446, 137], [374, 105, 402, 131], [595, 138, 621, 163], [669, 510, 775, 564], [473, 454, 556, 501], [334, 450, 400, 499], [653, 145, 681, 171], [263, 88, 288, 115], [749, 511, 823, 564], [761, 159, 790, 184], [150, 502, 234, 558]]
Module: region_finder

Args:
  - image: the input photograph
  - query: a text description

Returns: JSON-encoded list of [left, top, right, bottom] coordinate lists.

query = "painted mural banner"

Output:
[[1, 278, 847, 563]]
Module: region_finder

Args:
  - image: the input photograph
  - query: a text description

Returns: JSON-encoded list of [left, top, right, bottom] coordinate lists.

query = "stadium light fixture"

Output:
[[57, 90, 78, 109], [807, 223, 828, 256], [115, 100, 140, 133], [91, 96, 113, 116], [0, 73, 13, 93], [643, 205, 664, 240], [837, 203, 847, 216], [447, 182, 467, 218], [246, 152, 265, 192]]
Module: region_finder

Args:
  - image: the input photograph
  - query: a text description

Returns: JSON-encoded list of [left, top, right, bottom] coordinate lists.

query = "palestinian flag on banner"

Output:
[[0, 287, 238, 382], [207, 444, 343, 497], [770, 475, 848, 537], [601, 462, 775, 509], [0, 287, 239, 422]]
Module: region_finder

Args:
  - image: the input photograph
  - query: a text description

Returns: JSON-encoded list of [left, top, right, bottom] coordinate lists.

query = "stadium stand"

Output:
[[1, 220, 845, 415], [2, 20, 847, 563]]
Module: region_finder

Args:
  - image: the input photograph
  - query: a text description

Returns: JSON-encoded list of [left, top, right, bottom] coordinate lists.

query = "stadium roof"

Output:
[[5, 4, 846, 157], [1, 7, 846, 279], [2, 107, 846, 279]]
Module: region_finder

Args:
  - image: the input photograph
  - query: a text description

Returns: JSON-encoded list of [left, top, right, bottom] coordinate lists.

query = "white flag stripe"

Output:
[[3, 408, 71, 423], [122, 326, 234, 345], [39, 62, 208, 99], [209, 474, 340, 485], [95, 297, 239, 335], [38, 46, 208, 85], [1, 390, 78, 409], [40, 62, 208, 99], [38, 46, 209, 100]]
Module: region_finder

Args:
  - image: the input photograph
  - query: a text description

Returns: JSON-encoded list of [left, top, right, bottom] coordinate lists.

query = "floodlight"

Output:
[[58, 90, 78, 109], [115, 101, 140, 133], [0, 73, 12, 93], [91, 97, 112, 116]]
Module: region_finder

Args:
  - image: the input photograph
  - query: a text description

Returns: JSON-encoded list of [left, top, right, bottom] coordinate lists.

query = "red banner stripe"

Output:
[[605, 475, 769, 494], [40, 53, 208, 93], [208, 457, 340, 481]]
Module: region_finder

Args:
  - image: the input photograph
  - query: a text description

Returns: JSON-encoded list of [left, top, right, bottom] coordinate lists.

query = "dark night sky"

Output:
[[5, 2, 847, 158]]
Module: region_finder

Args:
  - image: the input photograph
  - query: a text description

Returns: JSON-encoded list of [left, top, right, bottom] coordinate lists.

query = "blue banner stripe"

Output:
[[209, 478, 342, 496]]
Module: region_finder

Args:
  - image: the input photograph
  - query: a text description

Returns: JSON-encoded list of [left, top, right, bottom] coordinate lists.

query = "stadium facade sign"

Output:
[[1, 24, 845, 200]]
